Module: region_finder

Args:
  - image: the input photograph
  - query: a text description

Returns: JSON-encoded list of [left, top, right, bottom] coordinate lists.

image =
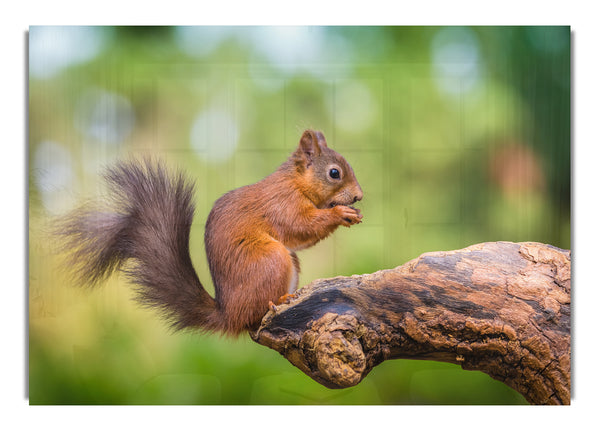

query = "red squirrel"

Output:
[[58, 129, 363, 335]]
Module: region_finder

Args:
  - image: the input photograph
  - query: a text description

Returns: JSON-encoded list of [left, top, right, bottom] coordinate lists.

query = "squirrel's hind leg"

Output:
[[267, 250, 299, 311], [224, 240, 295, 329]]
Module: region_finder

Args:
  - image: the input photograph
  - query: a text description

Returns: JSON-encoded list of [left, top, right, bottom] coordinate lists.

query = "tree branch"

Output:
[[250, 241, 571, 405]]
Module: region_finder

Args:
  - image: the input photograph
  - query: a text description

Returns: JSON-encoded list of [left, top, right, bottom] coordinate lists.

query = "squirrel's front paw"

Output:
[[334, 205, 363, 227]]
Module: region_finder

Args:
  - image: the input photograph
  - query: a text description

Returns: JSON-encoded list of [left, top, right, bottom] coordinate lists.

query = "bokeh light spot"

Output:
[[29, 26, 108, 79], [174, 26, 233, 58], [190, 108, 239, 163], [73, 88, 135, 145], [431, 27, 482, 98], [33, 140, 76, 213]]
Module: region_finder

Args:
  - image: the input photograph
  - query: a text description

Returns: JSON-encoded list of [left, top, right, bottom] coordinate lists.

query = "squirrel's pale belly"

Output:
[[287, 254, 299, 294]]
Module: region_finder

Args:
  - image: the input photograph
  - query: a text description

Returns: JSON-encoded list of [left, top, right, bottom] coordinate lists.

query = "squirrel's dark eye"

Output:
[[329, 168, 340, 179]]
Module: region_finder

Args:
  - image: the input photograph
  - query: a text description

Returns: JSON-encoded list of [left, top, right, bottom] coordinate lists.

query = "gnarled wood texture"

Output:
[[251, 241, 571, 405]]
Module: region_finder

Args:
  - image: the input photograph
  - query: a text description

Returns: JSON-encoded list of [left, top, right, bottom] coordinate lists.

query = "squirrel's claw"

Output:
[[277, 292, 298, 305], [269, 293, 298, 313]]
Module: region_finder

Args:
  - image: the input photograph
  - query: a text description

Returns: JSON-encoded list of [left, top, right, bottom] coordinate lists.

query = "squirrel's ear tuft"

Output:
[[314, 131, 328, 148], [297, 130, 327, 168]]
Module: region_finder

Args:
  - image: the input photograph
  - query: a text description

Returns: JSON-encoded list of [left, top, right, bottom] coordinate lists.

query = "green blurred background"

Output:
[[28, 26, 570, 405]]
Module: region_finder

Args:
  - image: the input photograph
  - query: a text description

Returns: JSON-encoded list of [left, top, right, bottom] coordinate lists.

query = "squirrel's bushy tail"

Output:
[[56, 159, 220, 332]]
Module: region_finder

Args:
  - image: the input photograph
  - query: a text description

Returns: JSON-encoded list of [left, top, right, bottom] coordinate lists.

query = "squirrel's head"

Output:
[[292, 129, 363, 209]]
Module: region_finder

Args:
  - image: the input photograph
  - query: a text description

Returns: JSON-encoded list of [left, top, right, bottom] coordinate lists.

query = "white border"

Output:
[[4, 1, 599, 429]]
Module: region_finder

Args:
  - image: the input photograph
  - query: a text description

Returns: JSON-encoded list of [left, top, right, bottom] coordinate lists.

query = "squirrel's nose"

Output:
[[353, 190, 363, 203]]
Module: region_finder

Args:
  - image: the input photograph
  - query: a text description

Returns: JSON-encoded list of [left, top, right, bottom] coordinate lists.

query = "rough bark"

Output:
[[251, 241, 571, 405]]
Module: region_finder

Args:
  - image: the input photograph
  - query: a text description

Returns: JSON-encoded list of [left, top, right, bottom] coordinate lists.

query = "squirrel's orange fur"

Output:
[[57, 130, 363, 335]]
